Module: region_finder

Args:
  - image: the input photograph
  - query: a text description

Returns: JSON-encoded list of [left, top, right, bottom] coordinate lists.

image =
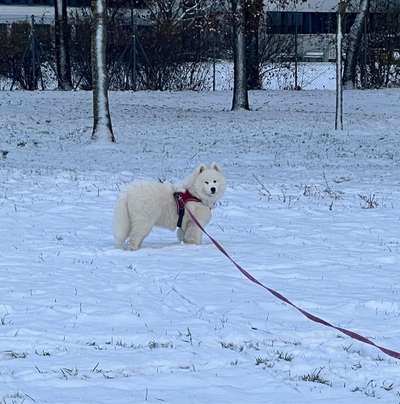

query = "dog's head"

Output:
[[188, 163, 226, 207]]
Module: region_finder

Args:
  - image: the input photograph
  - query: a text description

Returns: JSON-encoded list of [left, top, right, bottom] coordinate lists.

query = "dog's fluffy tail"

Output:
[[113, 192, 130, 248]]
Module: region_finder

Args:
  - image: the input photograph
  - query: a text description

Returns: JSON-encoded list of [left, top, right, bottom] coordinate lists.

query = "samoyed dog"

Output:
[[113, 163, 226, 250]]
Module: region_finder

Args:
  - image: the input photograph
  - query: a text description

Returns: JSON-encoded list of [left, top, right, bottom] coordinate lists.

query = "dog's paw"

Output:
[[114, 241, 125, 250], [127, 242, 141, 251], [182, 235, 202, 245]]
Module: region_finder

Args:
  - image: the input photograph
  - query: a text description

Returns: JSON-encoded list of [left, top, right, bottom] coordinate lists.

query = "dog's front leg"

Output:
[[176, 227, 184, 243], [182, 221, 203, 245], [182, 205, 211, 245]]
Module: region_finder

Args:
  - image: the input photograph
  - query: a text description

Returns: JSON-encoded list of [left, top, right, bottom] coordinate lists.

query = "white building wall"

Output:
[[264, 0, 400, 13]]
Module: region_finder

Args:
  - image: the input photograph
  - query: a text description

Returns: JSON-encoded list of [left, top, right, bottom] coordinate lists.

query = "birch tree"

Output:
[[343, 0, 370, 89], [231, 0, 249, 110], [91, 0, 115, 142], [54, 0, 72, 90]]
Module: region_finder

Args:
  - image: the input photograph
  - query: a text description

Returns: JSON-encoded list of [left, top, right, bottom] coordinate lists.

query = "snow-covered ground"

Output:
[[0, 89, 399, 404], [211, 62, 336, 91], [1, 62, 335, 92]]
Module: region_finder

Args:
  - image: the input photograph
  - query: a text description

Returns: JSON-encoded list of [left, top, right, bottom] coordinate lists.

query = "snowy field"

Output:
[[210, 62, 336, 91], [0, 62, 335, 92], [0, 89, 400, 404]]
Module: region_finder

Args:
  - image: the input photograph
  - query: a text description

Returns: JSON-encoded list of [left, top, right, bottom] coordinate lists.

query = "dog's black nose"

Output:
[[211, 187, 216, 194]]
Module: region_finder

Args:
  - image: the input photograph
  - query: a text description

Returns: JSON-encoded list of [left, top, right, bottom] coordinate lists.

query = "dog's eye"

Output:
[[205, 181, 209, 184], [213, 180, 217, 183]]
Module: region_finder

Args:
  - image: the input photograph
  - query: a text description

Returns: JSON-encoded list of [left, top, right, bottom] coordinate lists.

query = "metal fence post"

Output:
[[294, 13, 298, 90], [212, 29, 216, 91], [130, 7, 137, 91], [335, 1, 346, 130], [31, 15, 37, 90]]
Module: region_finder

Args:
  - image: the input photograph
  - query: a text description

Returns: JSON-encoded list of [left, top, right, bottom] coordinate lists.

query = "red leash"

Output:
[[186, 207, 400, 361]]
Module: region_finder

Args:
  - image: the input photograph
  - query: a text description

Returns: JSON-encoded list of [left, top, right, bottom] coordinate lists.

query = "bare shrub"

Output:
[[0, 21, 53, 90], [1, 2, 217, 91], [359, 13, 400, 88], [359, 193, 379, 209]]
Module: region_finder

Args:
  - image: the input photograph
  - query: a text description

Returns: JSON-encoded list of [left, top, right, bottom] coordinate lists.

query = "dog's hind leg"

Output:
[[127, 221, 153, 250], [113, 193, 131, 248]]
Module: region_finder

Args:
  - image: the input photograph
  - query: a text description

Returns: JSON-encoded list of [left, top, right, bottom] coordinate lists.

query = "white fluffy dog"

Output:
[[113, 163, 226, 250]]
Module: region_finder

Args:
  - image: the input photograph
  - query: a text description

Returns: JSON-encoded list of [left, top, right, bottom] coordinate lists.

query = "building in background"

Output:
[[0, 0, 146, 24], [265, 0, 400, 62], [0, 0, 399, 62]]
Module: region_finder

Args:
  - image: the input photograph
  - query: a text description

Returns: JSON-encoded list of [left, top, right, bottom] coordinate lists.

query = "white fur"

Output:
[[113, 163, 226, 250]]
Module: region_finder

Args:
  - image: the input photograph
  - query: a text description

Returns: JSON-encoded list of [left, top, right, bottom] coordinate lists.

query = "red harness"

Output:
[[173, 191, 201, 228]]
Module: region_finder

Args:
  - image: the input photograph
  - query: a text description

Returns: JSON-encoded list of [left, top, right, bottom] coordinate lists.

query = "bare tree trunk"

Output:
[[91, 0, 115, 142], [245, 0, 262, 90], [343, 0, 370, 89], [231, 0, 249, 110], [54, 0, 72, 90]]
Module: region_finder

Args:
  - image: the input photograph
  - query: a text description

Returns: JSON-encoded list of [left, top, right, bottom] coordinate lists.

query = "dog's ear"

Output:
[[210, 162, 223, 173], [195, 163, 207, 175]]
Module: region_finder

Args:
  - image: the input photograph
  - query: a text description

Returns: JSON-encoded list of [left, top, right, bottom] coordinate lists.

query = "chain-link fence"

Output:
[[0, 10, 225, 91], [0, 8, 399, 91]]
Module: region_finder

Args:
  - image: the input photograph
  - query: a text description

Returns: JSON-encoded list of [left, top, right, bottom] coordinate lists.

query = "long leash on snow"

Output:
[[185, 206, 400, 361]]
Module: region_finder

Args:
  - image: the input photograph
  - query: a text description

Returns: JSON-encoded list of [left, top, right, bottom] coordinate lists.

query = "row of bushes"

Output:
[[0, 8, 233, 91], [0, 9, 399, 90]]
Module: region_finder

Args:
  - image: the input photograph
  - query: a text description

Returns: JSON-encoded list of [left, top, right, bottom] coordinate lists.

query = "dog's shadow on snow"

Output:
[[128, 240, 209, 252], [101, 239, 211, 256]]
